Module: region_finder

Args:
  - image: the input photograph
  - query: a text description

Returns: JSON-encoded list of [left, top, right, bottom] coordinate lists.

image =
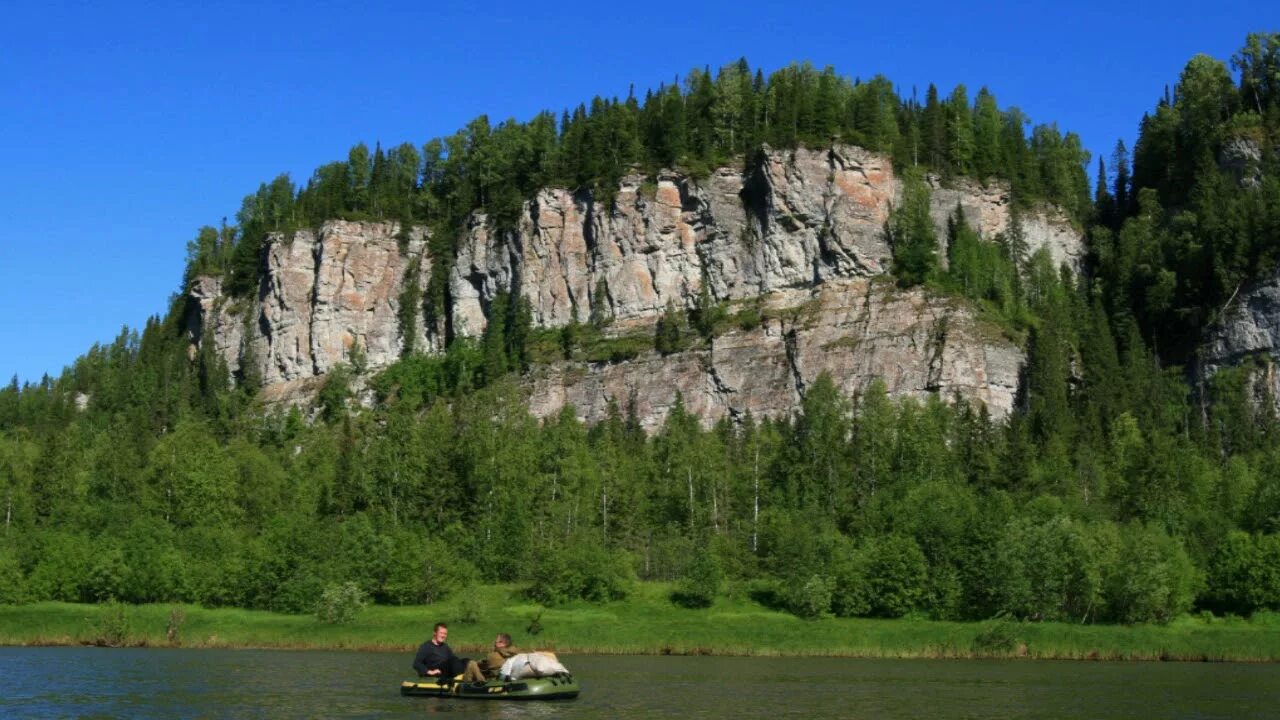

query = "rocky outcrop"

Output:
[[188, 144, 1083, 427], [527, 279, 1021, 431], [451, 145, 1081, 335], [1201, 268, 1280, 402], [1219, 136, 1264, 189], [188, 221, 433, 402], [925, 175, 1083, 271]]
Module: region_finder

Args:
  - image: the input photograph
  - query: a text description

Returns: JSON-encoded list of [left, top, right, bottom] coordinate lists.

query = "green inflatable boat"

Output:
[[400, 673, 580, 700]]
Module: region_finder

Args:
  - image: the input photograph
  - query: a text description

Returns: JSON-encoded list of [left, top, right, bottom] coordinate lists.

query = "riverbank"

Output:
[[2, 583, 1278, 661]]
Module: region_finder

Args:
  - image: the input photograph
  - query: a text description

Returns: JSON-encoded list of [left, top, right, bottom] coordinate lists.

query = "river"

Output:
[[1, 647, 1277, 718]]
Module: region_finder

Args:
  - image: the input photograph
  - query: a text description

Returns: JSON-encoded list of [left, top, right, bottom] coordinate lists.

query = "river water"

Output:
[[1, 647, 1277, 719]]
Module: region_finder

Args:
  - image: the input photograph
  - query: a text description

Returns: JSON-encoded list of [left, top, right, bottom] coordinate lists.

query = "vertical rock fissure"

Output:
[[926, 314, 949, 392], [578, 191, 599, 324], [704, 342, 739, 422], [783, 327, 806, 402], [309, 228, 326, 377]]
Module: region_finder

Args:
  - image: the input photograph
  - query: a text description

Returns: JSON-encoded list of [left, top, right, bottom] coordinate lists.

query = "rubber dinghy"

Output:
[[400, 673, 580, 700]]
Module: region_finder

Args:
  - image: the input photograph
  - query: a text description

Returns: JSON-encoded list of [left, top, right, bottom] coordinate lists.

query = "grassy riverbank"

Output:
[[2, 583, 1278, 661]]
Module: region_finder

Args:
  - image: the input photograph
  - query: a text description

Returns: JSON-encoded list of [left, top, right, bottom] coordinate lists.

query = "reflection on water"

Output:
[[1, 647, 1278, 719]]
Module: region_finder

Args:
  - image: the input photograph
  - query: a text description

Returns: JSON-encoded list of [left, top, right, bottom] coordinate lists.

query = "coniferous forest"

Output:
[[3, 34, 1280, 626]]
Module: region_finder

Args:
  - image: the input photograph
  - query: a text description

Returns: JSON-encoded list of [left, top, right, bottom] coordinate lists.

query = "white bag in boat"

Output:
[[500, 652, 569, 680]]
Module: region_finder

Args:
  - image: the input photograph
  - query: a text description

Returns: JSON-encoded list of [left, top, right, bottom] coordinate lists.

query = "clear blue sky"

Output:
[[0, 1, 1269, 385]]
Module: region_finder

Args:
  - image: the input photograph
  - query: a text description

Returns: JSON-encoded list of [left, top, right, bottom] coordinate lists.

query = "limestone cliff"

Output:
[[187, 144, 1083, 426], [1201, 267, 1280, 404], [1194, 136, 1278, 403]]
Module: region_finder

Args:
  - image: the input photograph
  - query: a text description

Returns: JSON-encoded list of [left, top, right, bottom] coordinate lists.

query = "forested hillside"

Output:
[[3, 34, 1280, 625]]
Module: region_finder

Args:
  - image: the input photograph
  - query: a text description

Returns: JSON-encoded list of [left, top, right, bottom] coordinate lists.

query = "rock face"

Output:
[[188, 144, 1084, 426], [188, 221, 433, 403], [527, 279, 1022, 432], [1201, 268, 1280, 403], [1219, 136, 1264, 189]]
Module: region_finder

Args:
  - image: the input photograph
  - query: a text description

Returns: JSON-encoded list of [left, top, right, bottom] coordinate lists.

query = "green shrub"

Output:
[[0, 548, 26, 604], [861, 534, 930, 618], [85, 547, 129, 603], [655, 304, 685, 355], [26, 533, 90, 602], [315, 581, 368, 624], [1204, 531, 1280, 615], [166, 607, 186, 645], [991, 515, 1101, 622], [415, 537, 479, 604], [972, 616, 1021, 654], [1105, 523, 1200, 624], [317, 363, 353, 421], [671, 548, 723, 608], [457, 584, 482, 624], [525, 539, 634, 605], [785, 574, 834, 619], [91, 600, 132, 647], [734, 303, 763, 331]]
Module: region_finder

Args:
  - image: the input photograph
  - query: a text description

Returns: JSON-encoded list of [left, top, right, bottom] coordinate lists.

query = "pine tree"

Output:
[[922, 84, 946, 170], [945, 85, 975, 176], [972, 87, 1003, 180], [888, 169, 938, 287]]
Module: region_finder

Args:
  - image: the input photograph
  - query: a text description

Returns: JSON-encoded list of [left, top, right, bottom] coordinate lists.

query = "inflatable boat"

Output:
[[400, 673, 580, 700]]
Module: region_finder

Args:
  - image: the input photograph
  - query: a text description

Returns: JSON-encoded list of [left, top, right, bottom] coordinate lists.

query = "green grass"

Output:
[[2, 584, 1279, 661]]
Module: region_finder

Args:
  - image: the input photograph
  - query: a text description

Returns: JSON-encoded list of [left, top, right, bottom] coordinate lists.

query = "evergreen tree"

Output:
[[888, 169, 938, 286]]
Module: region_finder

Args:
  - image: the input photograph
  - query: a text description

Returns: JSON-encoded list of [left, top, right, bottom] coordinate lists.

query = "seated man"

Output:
[[412, 622, 484, 683], [481, 632, 519, 679]]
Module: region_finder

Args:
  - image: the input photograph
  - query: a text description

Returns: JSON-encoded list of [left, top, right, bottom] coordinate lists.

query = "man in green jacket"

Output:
[[481, 632, 518, 679]]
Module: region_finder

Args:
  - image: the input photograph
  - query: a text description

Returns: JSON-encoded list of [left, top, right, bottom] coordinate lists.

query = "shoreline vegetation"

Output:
[[2, 584, 1278, 663]]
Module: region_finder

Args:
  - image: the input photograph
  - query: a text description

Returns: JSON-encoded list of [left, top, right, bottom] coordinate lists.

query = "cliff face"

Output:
[[1201, 267, 1280, 403], [188, 144, 1083, 426], [188, 222, 434, 404], [1194, 138, 1278, 402]]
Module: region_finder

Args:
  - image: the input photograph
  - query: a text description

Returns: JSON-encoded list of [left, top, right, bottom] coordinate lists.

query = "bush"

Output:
[[0, 547, 26, 604], [457, 584, 482, 624], [415, 537, 480, 604], [92, 600, 132, 647], [85, 546, 129, 603], [785, 574, 835, 619], [315, 581, 368, 624], [654, 304, 685, 355], [317, 364, 353, 421], [862, 534, 929, 618], [735, 303, 763, 331], [831, 560, 871, 618], [1105, 523, 1200, 624], [180, 525, 248, 607], [25, 533, 91, 603], [972, 617, 1021, 654], [1204, 531, 1280, 615], [525, 539, 634, 605], [671, 548, 723, 608], [991, 515, 1101, 622]]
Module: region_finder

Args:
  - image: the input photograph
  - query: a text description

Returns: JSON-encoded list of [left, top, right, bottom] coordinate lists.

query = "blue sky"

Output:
[[0, 1, 1269, 384]]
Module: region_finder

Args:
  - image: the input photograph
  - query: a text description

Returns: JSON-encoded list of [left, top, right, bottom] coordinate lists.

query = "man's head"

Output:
[[494, 632, 512, 648], [432, 622, 448, 644]]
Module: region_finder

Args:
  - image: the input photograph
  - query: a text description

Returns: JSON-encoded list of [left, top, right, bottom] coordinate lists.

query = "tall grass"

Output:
[[2, 584, 1278, 661]]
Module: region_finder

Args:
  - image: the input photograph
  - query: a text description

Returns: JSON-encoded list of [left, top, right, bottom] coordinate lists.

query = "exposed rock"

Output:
[[188, 145, 1082, 425], [926, 175, 1083, 272], [527, 279, 1021, 431], [1220, 136, 1264, 189], [191, 221, 432, 397], [1201, 268, 1280, 403], [452, 145, 1081, 337]]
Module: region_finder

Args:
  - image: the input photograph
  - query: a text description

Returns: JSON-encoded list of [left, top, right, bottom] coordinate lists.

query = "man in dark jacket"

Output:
[[413, 622, 484, 682]]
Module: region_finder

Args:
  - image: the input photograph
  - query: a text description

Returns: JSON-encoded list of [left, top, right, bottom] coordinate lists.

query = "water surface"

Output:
[[1, 647, 1277, 719]]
